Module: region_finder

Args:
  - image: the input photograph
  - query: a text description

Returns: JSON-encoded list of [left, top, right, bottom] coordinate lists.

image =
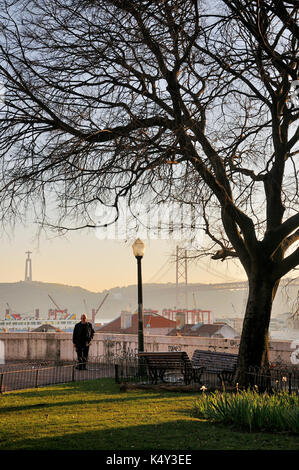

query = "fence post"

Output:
[[115, 364, 119, 383], [0, 373, 3, 394], [288, 372, 292, 394], [35, 369, 39, 388], [72, 365, 75, 382]]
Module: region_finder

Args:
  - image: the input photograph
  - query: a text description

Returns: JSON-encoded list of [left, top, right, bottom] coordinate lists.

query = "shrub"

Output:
[[192, 389, 299, 434]]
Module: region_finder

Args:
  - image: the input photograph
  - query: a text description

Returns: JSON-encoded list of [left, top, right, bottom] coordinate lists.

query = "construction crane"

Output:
[[48, 294, 61, 311], [47, 294, 67, 320], [83, 299, 89, 315], [95, 293, 109, 314], [92, 293, 109, 324]]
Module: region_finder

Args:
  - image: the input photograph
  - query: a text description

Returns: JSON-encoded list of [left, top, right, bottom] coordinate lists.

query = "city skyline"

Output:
[[0, 221, 247, 293]]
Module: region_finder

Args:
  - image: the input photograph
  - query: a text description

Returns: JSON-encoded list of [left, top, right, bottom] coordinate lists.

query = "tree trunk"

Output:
[[236, 272, 278, 387]]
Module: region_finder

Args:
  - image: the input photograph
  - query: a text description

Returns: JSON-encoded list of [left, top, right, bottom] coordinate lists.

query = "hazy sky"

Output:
[[0, 219, 247, 292]]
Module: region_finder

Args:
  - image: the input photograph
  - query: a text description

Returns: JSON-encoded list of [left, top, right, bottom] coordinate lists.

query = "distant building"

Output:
[[96, 310, 176, 336], [167, 322, 240, 339], [32, 323, 63, 333], [96, 308, 239, 339], [162, 308, 213, 324], [230, 318, 244, 335]]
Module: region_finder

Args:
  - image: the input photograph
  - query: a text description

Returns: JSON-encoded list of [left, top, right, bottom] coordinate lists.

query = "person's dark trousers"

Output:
[[76, 345, 90, 370]]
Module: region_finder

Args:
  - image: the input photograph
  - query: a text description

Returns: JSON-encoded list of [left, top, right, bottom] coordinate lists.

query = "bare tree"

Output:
[[0, 0, 298, 383]]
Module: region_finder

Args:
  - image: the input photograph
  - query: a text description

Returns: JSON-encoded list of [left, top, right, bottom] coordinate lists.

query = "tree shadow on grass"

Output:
[[1, 418, 296, 452], [0, 392, 171, 414], [0, 379, 201, 414], [0, 419, 226, 451]]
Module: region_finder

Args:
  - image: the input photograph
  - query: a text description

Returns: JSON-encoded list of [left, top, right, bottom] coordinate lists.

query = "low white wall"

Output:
[[0, 332, 296, 365]]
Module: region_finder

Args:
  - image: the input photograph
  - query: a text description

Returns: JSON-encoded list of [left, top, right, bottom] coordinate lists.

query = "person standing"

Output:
[[73, 314, 95, 370]]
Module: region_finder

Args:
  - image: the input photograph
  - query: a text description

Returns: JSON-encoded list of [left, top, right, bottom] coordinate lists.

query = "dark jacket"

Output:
[[73, 321, 95, 346]]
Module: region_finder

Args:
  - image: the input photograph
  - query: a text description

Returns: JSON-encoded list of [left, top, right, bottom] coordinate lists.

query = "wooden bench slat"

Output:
[[192, 350, 238, 384], [137, 351, 203, 385]]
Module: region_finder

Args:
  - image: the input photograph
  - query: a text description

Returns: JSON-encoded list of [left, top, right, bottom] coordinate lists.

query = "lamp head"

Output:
[[132, 238, 145, 258]]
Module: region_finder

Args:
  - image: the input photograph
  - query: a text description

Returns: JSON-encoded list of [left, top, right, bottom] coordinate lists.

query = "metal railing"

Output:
[[115, 360, 299, 393], [246, 365, 299, 394], [0, 357, 117, 392], [1, 357, 298, 394]]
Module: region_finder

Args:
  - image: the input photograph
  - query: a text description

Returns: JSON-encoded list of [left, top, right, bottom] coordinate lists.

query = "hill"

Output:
[[0, 279, 297, 323]]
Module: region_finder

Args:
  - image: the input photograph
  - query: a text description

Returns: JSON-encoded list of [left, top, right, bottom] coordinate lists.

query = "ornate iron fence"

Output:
[[246, 365, 299, 393], [0, 357, 117, 392], [115, 360, 299, 393], [1, 357, 298, 394]]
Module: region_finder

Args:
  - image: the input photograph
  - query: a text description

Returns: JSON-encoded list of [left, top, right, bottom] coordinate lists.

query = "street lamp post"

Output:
[[132, 238, 145, 354]]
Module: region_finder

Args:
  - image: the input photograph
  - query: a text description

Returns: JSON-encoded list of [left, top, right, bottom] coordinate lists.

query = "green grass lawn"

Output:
[[0, 378, 298, 451]]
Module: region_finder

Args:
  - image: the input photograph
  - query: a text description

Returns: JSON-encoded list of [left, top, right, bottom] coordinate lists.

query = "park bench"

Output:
[[138, 351, 205, 385], [192, 350, 238, 385]]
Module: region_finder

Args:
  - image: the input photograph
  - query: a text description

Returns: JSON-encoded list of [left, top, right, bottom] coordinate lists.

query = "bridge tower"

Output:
[[175, 246, 188, 309], [175, 246, 199, 309]]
